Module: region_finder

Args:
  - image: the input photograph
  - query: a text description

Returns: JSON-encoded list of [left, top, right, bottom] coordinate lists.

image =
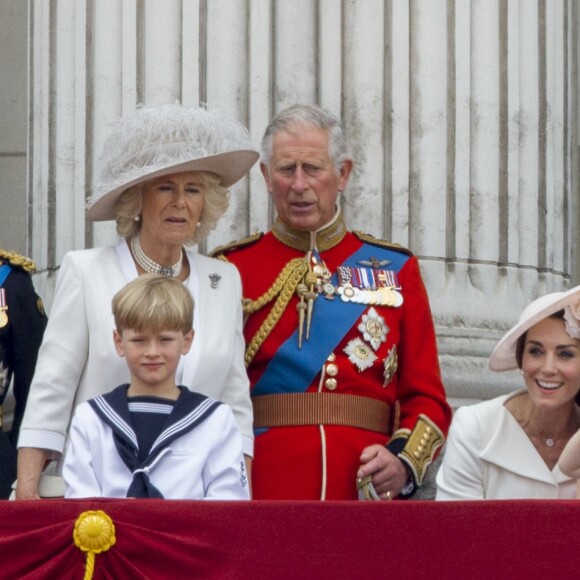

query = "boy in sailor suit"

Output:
[[63, 274, 249, 500]]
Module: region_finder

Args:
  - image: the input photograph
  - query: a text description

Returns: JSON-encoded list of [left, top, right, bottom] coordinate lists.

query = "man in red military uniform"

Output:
[[213, 104, 451, 500]]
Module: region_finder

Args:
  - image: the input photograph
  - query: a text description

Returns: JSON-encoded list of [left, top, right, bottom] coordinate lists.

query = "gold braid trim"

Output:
[[244, 258, 308, 367], [397, 414, 445, 486], [0, 249, 36, 273]]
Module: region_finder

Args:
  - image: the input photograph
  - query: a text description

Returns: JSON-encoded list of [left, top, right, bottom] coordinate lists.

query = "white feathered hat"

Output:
[[87, 104, 259, 221], [488, 285, 580, 371]]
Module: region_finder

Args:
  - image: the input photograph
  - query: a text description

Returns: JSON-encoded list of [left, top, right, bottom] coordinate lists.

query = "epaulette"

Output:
[[209, 232, 264, 258], [353, 231, 413, 257], [0, 248, 36, 273]]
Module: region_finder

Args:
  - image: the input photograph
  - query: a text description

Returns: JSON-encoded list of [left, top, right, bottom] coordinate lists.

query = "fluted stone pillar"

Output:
[[24, 0, 578, 404]]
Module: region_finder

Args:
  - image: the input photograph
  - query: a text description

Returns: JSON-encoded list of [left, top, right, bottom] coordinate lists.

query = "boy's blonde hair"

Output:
[[112, 273, 194, 334]]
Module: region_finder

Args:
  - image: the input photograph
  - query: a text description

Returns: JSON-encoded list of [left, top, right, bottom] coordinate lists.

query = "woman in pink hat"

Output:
[[15, 104, 258, 499], [436, 286, 580, 500]]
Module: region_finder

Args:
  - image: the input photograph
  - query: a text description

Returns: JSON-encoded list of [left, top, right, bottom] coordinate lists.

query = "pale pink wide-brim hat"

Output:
[[87, 104, 259, 221], [488, 285, 580, 372]]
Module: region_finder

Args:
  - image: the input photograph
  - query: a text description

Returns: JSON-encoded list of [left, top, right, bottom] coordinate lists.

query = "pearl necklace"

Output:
[[130, 235, 183, 277]]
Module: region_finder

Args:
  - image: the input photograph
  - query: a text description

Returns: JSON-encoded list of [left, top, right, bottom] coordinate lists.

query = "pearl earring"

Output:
[[134, 215, 141, 222]]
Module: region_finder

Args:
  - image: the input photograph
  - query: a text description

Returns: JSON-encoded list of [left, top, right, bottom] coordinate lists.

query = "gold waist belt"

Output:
[[252, 393, 391, 435]]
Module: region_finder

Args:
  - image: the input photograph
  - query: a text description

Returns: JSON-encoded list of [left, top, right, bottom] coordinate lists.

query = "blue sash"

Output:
[[252, 243, 409, 396], [0, 265, 12, 287]]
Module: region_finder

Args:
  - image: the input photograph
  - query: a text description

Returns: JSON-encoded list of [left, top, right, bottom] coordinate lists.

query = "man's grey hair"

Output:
[[260, 104, 350, 175]]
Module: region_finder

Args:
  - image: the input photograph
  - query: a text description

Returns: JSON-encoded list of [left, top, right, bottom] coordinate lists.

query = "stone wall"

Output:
[[1, 0, 579, 407]]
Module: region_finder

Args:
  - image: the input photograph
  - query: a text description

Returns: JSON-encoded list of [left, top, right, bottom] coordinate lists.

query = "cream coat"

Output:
[[436, 391, 575, 500], [19, 240, 253, 464]]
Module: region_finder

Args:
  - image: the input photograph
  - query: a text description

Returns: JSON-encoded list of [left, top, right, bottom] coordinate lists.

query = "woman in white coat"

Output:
[[16, 104, 258, 499], [436, 286, 580, 500]]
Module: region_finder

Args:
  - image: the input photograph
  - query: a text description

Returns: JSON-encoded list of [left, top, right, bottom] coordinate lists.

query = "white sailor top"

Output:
[[63, 385, 249, 500]]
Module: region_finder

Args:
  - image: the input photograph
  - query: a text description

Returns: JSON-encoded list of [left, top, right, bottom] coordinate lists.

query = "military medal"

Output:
[[0, 289, 7, 328], [296, 253, 333, 348], [338, 283, 356, 301], [358, 307, 389, 350], [311, 259, 334, 300], [322, 282, 336, 299], [358, 257, 391, 269], [336, 264, 403, 307], [344, 337, 377, 372], [382, 345, 398, 387]]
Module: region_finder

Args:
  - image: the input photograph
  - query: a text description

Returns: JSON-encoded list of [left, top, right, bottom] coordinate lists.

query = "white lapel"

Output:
[[180, 249, 202, 389], [115, 239, 138, 280], [183, 252, 228, 390], [480, 401, 573, 486]]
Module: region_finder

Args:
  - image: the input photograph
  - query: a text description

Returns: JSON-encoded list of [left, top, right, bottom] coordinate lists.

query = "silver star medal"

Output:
[[382, 345, 398, 387], [344, 337, 378, 372], [357, 307, 388, 350]]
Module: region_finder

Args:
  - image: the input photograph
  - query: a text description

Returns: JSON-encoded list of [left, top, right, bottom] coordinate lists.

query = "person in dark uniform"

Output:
[[0, 249, 47, 498], [212, 104, 452, 500]]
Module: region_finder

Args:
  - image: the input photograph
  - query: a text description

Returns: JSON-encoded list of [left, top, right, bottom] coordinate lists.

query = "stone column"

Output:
[[432, 0, 578, 403], [26, 0, 578, 404]]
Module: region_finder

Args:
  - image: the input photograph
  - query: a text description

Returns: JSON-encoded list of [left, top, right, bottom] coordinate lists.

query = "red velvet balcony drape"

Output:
[[1, 499, 579, 579]]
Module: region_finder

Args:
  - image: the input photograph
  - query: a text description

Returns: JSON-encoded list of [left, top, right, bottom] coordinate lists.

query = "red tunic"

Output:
[[217, 220, 451, 500]]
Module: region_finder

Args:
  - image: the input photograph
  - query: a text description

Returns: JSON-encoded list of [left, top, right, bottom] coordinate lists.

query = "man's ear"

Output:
[[113, 329, 125, 357], [338, 158, 353, 191], [260, 163, 272, 193], [182, 329, 194, 355]]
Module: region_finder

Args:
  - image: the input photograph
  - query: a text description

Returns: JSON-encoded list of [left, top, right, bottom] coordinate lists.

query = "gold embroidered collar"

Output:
[[271, 210, 347, 253]]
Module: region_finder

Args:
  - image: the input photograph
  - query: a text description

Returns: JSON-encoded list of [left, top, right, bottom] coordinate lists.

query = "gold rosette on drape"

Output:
[[73, 510, 116, 580]]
